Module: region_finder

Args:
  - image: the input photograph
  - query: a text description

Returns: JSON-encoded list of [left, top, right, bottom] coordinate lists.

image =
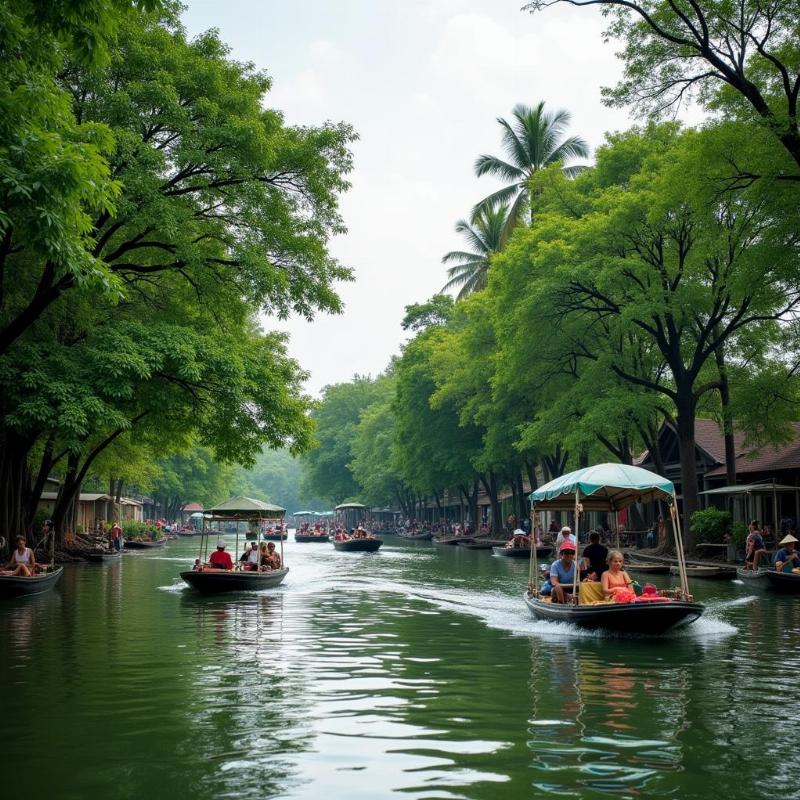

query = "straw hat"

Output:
[[780, 534, 798, 545], [216, 540, 226, 548]]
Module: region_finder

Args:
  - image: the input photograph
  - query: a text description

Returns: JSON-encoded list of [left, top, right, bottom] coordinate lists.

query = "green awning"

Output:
[[292, 510, 316, 516], [529, 463, 673, 511], [205, 495, 286, 518], [335, 502, 367, 510]]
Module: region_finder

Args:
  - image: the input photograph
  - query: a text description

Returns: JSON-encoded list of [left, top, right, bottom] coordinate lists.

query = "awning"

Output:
[[700, 483, 799, 495], [204, 495, 285, 519], [335, 502, 367, 510], [529, 463, 674, 511]]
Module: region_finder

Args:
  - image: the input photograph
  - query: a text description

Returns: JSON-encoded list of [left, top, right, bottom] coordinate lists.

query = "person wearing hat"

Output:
[[774, 533, 800, 573], [208, 540, 233, 570], [555, 526, 576, 550], [549, 541, 577, 604], [110, 522, 122, 551]]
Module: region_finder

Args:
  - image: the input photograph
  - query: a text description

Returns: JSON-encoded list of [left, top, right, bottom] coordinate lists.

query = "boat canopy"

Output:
[[335, 502, 367, 510], [529, 463, 674, 510], [292, 510, 316, 516], [204, 495, 286, 519]]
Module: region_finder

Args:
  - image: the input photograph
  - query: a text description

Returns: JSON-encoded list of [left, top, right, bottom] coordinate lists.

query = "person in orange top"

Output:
[[208, 540, 233, 570], [601, 550, 634, 600]]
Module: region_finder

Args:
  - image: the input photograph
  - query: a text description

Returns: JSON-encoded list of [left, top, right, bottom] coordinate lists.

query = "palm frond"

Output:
[[474, 154, 524, 181], [549, 134, 590, 165], [471, 183, 520, 220]]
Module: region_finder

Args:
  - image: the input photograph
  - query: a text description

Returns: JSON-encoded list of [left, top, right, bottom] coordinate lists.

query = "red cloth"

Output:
[[209, 550, 233, 570]]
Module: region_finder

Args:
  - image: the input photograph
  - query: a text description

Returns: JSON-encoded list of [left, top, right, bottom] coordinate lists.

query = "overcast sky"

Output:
[[181, 0, 638, 395]]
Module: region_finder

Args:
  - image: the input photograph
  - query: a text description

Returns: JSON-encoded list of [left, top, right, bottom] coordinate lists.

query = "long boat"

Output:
[[262, 531, 288, 541], [294, 532, 330, 543], [86, 550, 123, 562], [181, 567, 289, 593], [627, 562, 671, 575], [525, 463, 705, 634], [333, 537, 383, 552], [523, 591, 704, 634], [399, 530, 432, 541], [124, 538, 167, 549], [764, 569, 800, 593], [493, 545, 553, 559], [458, 539, 504, 550], [433, 534, 473, 546], [669, 565, 735, 580], [0, 566, 64, 598]]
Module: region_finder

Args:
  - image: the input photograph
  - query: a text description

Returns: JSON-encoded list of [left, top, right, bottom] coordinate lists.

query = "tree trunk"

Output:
[[479, 472, 502, 535], [675, 396, 698, 551], [0, 429, 36, 552], [714, 342, 737, 485]]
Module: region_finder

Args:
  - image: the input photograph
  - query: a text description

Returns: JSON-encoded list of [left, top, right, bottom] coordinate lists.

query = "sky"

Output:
[[181, 0, 638, 396]]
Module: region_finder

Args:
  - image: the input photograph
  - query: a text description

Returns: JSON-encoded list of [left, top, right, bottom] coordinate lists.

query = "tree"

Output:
[[524, 0, 800, 176], [497, 124, 800, 542], [441, 205, 509, 299], [473, 101, 588, 238]]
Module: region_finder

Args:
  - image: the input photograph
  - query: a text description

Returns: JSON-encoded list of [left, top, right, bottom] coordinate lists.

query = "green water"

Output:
[[1, 536, 797, 800]]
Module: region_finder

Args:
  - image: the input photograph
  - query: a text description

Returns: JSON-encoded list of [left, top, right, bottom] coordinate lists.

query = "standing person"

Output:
[[744, 521, 767, 572], [111, 522, 122, 551]]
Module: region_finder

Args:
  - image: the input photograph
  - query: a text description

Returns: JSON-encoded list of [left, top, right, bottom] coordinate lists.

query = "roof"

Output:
[[205, 495, 285, 517], [700, 483, 800, 495], [335, 502, 367, 510], [705, 423, 800, 476], [182, 502, 204, 512], [529, 463, 674, 510], [38, 492, 138, 503]]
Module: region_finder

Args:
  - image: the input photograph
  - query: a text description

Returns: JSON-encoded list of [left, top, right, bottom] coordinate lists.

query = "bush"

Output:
[[732, 521, 749, 548], [690, 508, 732, 543]]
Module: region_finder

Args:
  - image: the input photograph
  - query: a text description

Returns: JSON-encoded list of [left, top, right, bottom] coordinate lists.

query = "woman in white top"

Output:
[[5, 536, 36, 577]]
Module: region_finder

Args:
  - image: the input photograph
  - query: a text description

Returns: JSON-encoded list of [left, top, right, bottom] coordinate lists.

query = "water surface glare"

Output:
[[0, 536, 796, 799]]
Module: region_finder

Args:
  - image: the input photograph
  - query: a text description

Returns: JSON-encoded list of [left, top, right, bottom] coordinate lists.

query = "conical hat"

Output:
[[780, 534, 798, 545]]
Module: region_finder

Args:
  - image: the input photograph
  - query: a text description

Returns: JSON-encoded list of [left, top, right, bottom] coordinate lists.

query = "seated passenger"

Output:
[[208, 540, 233, 570], [581, 532, 609, 582], [246, 542, 260, 571], [549, 542, 577, 603], [259, 542, 272, 571], [510, 528, 531, 548], [774, 534, 800, 572], [601, 550, 635, 601], [265, 541, 281, 569], [5, 535, 36, 577]]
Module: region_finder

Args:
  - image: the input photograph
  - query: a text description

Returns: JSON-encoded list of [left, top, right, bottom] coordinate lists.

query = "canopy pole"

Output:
[[614, 506, 619, 550], [279, 514, 285, 568], [528, 505, 538, 594], [572, 489, 581, 601], [670, 493, 690, 598]]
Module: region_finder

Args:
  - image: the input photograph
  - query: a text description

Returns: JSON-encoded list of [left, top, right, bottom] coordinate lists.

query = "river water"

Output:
[[1, 535, 797, 800]]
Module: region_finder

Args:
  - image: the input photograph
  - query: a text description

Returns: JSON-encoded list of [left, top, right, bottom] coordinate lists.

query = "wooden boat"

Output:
[[627, 561, 671, 575], [736, 567, 769, 582], [400, 530, 432, 540], [434, 535, 474, 546], [527, 463, 704, 633], [0, 566, 64, 598], [458, 539, 498, 550], [86, 550, 122, 562], [262, 531, 288, 541], [523, 592, 704, 634], [294, 532, 330, 543], [333, 537, 383, 552], [181, 567, 289, 593], [124, 538, 167, 549], [764, 569, 800, 593], [669, 565, 735, 580], [493, 545, 553, 559]]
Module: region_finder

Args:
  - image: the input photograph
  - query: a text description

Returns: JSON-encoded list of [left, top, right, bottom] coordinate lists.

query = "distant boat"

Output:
[[493, 545, 552, 559], [0, 566, 64, 598], [627, 561, 671, 575], [124, 538, 167, 549], [669, 565, 735, 580], [295, 532, 330, 543], [333, 538, 383, 553], [181, 567, 289, 593], [399, 530, 432, 541]]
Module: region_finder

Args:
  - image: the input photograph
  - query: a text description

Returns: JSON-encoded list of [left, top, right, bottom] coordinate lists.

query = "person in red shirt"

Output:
[[208, 540, 233, 570]]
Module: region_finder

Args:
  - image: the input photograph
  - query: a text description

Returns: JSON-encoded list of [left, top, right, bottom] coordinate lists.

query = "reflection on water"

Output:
[[2, 539, 800, 800]]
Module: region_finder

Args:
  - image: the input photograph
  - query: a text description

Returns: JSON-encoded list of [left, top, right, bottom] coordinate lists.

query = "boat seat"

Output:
[[578, 582, 612, 606]]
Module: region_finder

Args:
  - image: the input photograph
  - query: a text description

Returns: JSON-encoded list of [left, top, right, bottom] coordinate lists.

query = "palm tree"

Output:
[[473, 101, 588, 239], [441, 204, 508, 300]]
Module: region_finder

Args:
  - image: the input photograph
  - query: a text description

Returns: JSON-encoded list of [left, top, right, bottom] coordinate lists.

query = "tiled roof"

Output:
[[181, 502, 204, 512], [706, 422, 800, 476]]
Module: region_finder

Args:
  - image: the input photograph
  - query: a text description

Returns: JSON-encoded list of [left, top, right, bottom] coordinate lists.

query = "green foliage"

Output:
[[732, 521, 749, 548], [690, 508, 732, 544]]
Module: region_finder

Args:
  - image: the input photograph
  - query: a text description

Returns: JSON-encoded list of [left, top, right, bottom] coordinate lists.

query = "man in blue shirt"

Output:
[[549, 541, 577, 603], [774, 533, 800, 572]]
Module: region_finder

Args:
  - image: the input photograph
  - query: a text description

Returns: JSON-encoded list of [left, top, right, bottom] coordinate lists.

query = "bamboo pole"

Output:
[[572, 490, 581, 600], [670, 493, 690, 598], [528, 506, 538, 593]]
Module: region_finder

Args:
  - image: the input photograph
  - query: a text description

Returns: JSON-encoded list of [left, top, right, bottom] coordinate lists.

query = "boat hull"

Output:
[[124, 539, 167, 549], [627, 562, 671, 575], [333, 538, 383, 552], [262, 533, 288, 541], [294, 534, 330, 543], [180, 567, 289, 593], [0, 566, 64, 598], [764, 570, 800, 593], [493, 546, 552, 559], [399, 532, 432, 541], [669, 565, 735, 580], [523, 592, 704, 633], [86, 551, 122, 563]]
